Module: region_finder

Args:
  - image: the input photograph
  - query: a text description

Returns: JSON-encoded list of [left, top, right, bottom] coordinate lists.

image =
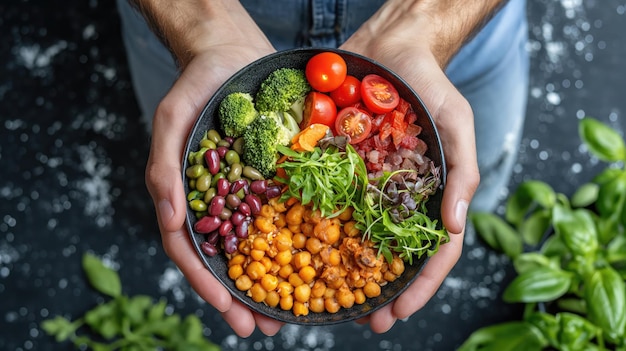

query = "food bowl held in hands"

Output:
[[182, 48, 446, 325]]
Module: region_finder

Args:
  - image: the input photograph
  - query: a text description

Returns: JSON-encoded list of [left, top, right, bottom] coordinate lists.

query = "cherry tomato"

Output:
[[301, 92, 337, 129], [335, 107, 372, 144], [360, 74, 400, 114], [329, 75, 361, 108], [305, 52, 347, 92]]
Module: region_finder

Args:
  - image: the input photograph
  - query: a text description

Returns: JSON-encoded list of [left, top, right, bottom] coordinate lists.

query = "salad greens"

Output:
[[460, 117, 626, 351], [41, 253, 220, 351], [276, 137, 448, 264]]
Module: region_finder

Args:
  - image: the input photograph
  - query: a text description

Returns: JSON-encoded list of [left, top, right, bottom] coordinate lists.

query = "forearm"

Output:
[[127, 0, 258, 68], [355, 0, 507, 67]]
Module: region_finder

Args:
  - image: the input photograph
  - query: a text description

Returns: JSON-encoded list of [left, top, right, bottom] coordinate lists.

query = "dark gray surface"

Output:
[[1, 1, 624, 350]]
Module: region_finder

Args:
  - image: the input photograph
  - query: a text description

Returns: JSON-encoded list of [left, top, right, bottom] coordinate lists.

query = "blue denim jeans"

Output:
[[116, 0, 529, 212]]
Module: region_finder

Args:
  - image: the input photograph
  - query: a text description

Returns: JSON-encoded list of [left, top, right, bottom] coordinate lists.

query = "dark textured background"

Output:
[[1, 1, 625, 350]]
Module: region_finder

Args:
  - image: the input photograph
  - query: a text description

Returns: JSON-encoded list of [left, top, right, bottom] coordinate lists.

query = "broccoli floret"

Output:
[[242, 115, 282, 179], [218, 92, 259, 137], [255, 68, 311, 114], [265, 110, 301, 145]]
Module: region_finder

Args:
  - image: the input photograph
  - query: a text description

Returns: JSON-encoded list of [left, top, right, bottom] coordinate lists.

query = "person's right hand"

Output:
[[141, 0, 281, 337]]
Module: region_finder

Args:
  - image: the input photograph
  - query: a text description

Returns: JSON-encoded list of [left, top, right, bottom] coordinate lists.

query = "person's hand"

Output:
[[141, 1, 281, 337], [340, 0, 496, 333]]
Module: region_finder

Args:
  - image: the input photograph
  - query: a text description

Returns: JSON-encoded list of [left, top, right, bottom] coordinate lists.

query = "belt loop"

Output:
[[335, 0, 348, 45]]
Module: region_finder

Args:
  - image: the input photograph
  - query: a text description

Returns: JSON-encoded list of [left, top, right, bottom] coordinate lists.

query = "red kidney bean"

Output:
[[265, 185, 282, 199], [230, 179, 248, 194], [225, 194, 241, 209], [235, 220, 250, 238], [249, 180, 267, 194], [244, 194, 262, 215], [201, 242, 218, 256], [216, 178, 230, 197], [219, 219, 233, 236], [238, 202, 251, 217], [224, 235, 238, 254], [204, 149, 220, 175], [224, 136, 235, 145], [207, 231, 220, 246], [217, 146, 229, 158], [209, 196, 225, 216], [194, 215, 222, 233], [231, 211, 246, 226]]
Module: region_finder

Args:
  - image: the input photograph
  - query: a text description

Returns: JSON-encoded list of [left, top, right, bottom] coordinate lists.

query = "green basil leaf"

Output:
[[84, 300, 122, 340], [540, 234, 569, 258], [579, 117, 626, 162], [82, 253, 122, 298], [503, 266, 572, 303], [556, 298, 587, 315], [556, 312, 598, 350], [570, 182, 599, 208], [596, 172, 626, 220], [584, 267, 626, 340], [597, 214, 622, 245], [513, 252, 559, 274], [519, 209, 551, 246], [506, 181, 556, 227], [552, 205, 598, 258], [125, 295, 153, 326], [41, 316, 79, 342], [607, 234, 626, 264], [470, 212, 522, 259], [180, 315, 203, 343], [526, 312, 559, 348], [457, 321, 546, 351]]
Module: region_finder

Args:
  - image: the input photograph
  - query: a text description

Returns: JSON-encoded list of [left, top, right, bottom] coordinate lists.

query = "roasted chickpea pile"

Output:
[[226, 198, 405, 316]]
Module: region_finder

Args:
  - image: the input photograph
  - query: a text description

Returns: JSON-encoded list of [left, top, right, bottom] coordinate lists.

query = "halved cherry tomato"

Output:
[[305, 52, 347, 92], [329, 75, 361, 108], [301, 92, 337, 129], [361, 74, 400, 114], [335, 107, 372, 144]]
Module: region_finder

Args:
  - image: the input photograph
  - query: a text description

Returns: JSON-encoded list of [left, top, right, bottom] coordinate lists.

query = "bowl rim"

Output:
[[182, 47, 446, 325]]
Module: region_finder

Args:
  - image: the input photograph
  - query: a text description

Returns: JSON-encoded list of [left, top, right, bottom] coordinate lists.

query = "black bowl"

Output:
[[182, 48, 446, 325]]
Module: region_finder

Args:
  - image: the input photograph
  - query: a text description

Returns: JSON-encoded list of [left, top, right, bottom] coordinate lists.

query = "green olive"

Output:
[[211, 172, 226, 187], [187, 190, 203, 202], [204, 188, 217, 203], [232, 137, 245, 155], [200, 139, 217, 150], [185, 164, 205, 179]]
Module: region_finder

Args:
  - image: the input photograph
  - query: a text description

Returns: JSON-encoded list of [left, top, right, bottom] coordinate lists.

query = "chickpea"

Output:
[[336, 287, 355, 308], [383, 271, 397, 283], [261, 274, 279, 291], [253, 237, 269, 251], [254, 216, 276, 234], [278, 264, 294, 279], [274, 213, 287, 228], [293, 251, 311, 269], [309, 297, 325, 313], [235, 275, 253, 291], [288, 272, 304, 287], [277, 281, 294, 297], [343, 220, 360, 237], [363, 281, 382, 298], [390, 257, 405, 276], [336, 207, 354, 221], [311, 280, 327, 298], [288, 224, 301, 234], [280, 295, 294, 311], [274, 231, 292, 251], [353, 289, 366, 305], [300, 222, 314, 236], [246, 261, 266, 280], [228, 264, 244, 280], [274, 250, 292, 266], [250, 283, 267, 303], [259, 204, 276, 218], [229, 254, 246, 266], [305, 237, 323, 254], [324, 297, 340, 314], [265, 291, 280, 308], [294, 284, 311, 303], [260, 256, 273, 272], [269, 197, 287, 213], [286, 203, 305, 226], [298, 265, 316, 284], [250, 249, 265, 261], [292, 233, 307, 249], [293, 301, 309, 316]]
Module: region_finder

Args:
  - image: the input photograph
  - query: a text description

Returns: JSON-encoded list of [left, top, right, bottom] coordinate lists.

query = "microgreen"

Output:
[[460, 118, 626, 351], [41, 253, 220, 351]]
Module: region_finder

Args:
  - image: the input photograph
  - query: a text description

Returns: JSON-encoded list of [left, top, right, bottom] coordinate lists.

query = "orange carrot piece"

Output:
[[291, 124, 329, 151]]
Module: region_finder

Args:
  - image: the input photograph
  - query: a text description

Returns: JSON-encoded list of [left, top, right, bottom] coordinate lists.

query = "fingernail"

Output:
[[158, 199, 174, 223], [455, 200, 469, 230]]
